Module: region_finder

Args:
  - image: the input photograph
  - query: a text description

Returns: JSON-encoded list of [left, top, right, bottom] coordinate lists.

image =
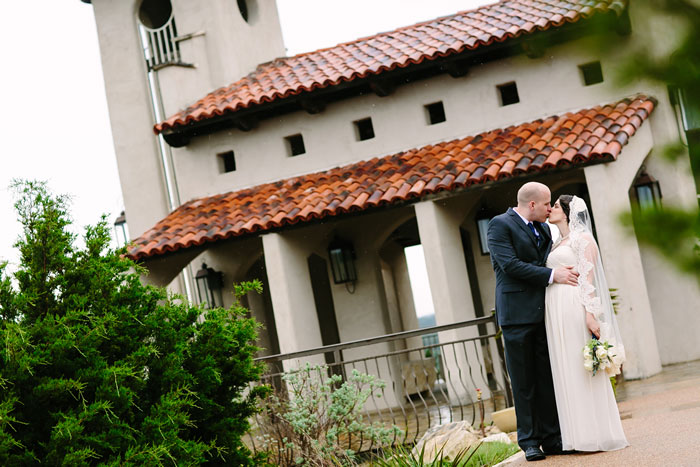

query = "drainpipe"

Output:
[[140, 37, 196, 302]]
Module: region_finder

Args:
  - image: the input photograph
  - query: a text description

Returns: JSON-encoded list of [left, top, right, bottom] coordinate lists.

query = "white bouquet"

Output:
[[583, 338, 621, 376]]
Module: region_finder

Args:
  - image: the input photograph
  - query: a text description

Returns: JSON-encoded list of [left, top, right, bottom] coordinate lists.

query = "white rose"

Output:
[[583, 360, 594, 371], [583, 347, 593, 358], [599, 360, 609, 370], [611, 353, 624, 366], [595, 347, 608, 359]]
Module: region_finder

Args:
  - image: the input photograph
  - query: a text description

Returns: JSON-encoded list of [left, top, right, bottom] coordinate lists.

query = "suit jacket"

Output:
[[487, 208, 553, 326]]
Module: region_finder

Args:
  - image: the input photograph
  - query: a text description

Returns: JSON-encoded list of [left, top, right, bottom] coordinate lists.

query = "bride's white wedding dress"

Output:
[[545, 241, 628, 452]]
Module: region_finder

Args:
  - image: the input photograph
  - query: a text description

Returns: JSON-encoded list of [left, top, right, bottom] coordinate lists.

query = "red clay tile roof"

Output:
[[155, 0, 626, 134], [129, 95, 655, 260]]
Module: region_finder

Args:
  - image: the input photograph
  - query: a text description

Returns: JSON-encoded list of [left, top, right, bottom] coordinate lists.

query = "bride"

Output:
[[545, 195, 629, 452]]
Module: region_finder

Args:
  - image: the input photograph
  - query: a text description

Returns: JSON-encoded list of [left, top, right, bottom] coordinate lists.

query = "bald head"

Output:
[[516, 181, 552, 222], [517, 182, 550, 206]]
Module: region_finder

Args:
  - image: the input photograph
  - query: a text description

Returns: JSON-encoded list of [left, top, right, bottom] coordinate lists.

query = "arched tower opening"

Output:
[[138, 0, 172, 29]]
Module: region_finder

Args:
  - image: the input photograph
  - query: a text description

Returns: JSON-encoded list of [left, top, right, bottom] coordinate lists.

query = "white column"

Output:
[[635, 97, 700, 365], [415, 200, 490, 403], [584, 125, 662, 379], [262, 232, 325, 369]]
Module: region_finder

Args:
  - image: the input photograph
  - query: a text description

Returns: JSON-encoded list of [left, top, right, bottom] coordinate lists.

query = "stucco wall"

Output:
[[91, 0, 171, 239], [159, 0, 285, 115], [170, 36, 666, 206], [91, 0, 700, 373]]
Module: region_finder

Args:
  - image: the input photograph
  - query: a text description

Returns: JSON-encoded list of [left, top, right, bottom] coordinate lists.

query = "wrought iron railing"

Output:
[[139, 14, 190, 71], [246, 314, 513, 458]]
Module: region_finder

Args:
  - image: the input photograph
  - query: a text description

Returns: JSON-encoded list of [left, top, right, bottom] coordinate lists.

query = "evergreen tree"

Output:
[[0, 181, 268, 465]]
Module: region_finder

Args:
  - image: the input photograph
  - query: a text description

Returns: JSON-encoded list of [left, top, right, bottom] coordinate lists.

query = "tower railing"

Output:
[[139, 14, 189, 71]]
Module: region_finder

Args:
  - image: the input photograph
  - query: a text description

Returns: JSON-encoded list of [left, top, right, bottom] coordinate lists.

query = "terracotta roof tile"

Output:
[[128, 95, 656, 260], [154, 0, 626, 134]]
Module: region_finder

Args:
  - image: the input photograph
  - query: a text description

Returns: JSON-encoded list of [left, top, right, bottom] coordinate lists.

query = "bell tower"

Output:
[[137, 0, 286, 115], [85, 0, 286, 238]]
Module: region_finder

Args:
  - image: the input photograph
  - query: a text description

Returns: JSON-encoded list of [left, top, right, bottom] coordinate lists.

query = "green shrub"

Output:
[[255, 364, 401, 466], [0, 181, 268, 465]]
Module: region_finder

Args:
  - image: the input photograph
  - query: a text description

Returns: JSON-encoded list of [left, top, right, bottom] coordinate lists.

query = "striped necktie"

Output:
[[527, 222, 541, 247]]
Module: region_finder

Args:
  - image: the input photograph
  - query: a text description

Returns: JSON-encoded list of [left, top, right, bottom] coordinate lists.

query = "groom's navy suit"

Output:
[[487, 208, 561, 451]]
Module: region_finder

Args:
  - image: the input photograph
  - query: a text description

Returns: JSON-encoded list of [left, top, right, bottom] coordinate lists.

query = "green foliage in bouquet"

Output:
[[583, 338, 617, 377], [0, 181, 268, 465]]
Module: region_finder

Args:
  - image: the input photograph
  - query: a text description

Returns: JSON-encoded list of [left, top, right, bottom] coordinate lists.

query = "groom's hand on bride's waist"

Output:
[[553, 266, 579, 286]]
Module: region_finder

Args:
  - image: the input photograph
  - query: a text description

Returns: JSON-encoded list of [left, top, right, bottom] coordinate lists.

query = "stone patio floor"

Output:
[[501, 359, 700, 466]]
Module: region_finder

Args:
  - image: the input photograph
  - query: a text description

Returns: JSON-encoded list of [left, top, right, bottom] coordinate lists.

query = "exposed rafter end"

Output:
[[369, 79, 396, 97], [233, 116, 258, 132], [615, 9, 632, 36], [299, 98, 327, 114], [443, 60, 470, 78], [522, 39, 546, 59], [162, 131, 191, 148]]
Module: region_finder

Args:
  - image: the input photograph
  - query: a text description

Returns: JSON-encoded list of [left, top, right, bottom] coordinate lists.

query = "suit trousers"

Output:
[[501, 321, 561, 450]]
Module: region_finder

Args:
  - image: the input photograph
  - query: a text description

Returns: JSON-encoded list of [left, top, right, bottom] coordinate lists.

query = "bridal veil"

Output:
[[568, 196, 626, 374]]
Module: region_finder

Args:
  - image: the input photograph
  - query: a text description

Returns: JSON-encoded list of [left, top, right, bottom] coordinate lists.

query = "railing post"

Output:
[[248, 315, 514, 459], [492, 316, 514, 407]]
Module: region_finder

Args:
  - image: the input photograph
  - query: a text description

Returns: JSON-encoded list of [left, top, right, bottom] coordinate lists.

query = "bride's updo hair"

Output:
[[557, 195, 574, 223]]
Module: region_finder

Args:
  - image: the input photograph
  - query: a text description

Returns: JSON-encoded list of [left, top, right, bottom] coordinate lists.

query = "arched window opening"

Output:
[[137, 0, 186, 71], [237, 0, 258, 24], [138, 0, 172, 29]]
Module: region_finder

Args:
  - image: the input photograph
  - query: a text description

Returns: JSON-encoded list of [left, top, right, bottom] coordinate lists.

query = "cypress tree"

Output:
[[0, 181, 268, 465]]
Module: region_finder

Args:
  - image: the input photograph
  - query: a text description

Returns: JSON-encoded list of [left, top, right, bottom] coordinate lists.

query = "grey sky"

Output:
[[0, 0, 488, 268]]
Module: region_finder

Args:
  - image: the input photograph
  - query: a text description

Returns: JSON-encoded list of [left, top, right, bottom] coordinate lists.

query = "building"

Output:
[[84, 0, 700, 390]]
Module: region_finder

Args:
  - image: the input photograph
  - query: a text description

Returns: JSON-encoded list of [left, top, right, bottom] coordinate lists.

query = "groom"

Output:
[[487, 181, 578, 461]]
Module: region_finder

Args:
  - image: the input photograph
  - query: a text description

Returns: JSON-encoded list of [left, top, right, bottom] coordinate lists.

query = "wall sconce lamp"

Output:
[[195, 263, 224, 308], [328, 238, 357, 285], [476, 215, 493, 255], [113, 211, 128, 247], [633, 167, 662, 210]]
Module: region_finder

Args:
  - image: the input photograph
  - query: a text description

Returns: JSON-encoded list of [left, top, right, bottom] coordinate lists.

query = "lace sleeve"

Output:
[[573, 232, 603, 319]]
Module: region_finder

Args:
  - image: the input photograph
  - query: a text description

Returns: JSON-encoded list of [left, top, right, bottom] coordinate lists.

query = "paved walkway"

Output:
[[501, 359, 700, 467]]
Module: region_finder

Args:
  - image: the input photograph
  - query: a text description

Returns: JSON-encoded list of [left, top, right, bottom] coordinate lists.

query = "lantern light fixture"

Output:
[[475, 207, 496, 255], [633, 167, 662, 210], [328, 238, 357, 285], [476, 218, 491, 255], [113, 211, 128, 247], [195, 263, 224, 308]]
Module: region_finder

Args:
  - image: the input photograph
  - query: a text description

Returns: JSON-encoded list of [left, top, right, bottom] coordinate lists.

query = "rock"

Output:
[[491, 407, 517, 433], [482, 432, 513, 444], [466, 423, 501, 437], [484, 424, 502, 435], [412, 421, 479, 462]]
